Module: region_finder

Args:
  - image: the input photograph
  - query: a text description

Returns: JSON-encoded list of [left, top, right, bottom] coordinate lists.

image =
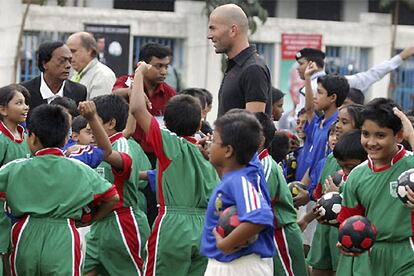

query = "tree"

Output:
[[379, 0, 414, 96], [205, 0, 268, 35]]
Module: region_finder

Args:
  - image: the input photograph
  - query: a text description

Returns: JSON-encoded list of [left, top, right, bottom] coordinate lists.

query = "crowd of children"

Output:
[[1, 33, 414, 276]]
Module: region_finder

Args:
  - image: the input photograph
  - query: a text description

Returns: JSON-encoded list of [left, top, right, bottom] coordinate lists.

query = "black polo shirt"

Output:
[[217, 45, 272, 117]]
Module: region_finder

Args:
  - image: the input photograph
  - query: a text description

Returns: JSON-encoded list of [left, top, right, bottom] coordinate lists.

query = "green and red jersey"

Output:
[[313, 153, 341, 200], [0, 148, 115, 219], [338, 146, 414, 242], [146, 117, 219, 208], [0, 122, 30, 166], [96, 133, 150, 211], [259, 149, 297, 227]]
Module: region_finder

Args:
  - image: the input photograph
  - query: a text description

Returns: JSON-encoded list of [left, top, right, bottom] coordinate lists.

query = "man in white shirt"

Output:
[[66, 32, 116, 99], [295, 46, 414, 113]]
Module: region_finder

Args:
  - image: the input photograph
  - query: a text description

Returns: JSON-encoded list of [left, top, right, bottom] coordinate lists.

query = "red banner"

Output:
[[281, 33, 323, 60]]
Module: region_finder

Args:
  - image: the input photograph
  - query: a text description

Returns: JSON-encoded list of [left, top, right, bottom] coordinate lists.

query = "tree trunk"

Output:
[[388, 0, 400, 98], [13, 0, 31, 83]]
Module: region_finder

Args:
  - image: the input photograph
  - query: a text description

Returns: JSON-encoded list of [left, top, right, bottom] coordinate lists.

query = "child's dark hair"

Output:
[[164, 94, 201, 136], [333, 129, 367, 162], [339, 104, 364, 130], [139, 43, 172, 63], [215, 110, 262, 165], [347, 88, 364, 105], [27, 105, 69, 148], [271, 87, 285, 103], [179, 88, 206, 109], [93, 95, 128, 132], [317, 74, 350, 107], [361, 98, 402, 134], [50, 97, 78, 118], [0, 84, 30, 107], [200, 88, 213, 107], [297, 108, 306, 117], [254, 112, 275, 149], [72, 115, 88, 133], [270, 131, 290, 163], [328, 123, 336, 137]]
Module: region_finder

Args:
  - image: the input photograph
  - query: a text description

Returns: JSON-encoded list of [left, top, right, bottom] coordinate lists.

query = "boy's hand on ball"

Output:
[[336, 242, 361, 257], [293, 186, 309, 207], [325, 177, 339, 193], [405, 185, 414, 208]]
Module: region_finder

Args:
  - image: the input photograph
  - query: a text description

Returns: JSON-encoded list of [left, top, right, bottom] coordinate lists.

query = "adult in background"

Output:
[[21, 41, 87, 109], [66, 32, 115, 99], [113, 43, 176, 226], [208, 4, 272, 117]]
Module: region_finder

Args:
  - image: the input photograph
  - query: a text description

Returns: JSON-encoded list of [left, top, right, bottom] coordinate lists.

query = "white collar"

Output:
[[40, 73, 65, 103]]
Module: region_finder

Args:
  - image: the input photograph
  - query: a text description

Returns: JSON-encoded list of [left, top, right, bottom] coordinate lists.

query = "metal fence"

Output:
[[325, 46, 369, 75], [393, 55, 414, 111]]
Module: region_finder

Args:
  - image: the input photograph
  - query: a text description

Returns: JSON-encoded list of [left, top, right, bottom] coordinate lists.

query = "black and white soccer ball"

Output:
[[316, 192, 342, 225], [396, 169, 414, 205]]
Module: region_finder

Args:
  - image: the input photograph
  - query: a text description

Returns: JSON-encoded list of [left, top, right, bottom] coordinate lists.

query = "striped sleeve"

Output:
[[231, 176, 274, 227]]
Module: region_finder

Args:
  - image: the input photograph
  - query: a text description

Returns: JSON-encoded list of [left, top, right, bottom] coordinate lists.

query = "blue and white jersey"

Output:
[[67, 145, 104, 169], [200, 157, 275, 262]]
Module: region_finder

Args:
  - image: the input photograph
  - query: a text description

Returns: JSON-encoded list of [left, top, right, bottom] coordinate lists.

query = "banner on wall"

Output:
[[279, 33, 323, 115], [84, 24, 130, 77]]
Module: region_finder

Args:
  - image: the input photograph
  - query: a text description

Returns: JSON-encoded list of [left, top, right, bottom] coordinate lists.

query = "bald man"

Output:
[[66, 32, 115, 99], [208, 4, 272, 117]]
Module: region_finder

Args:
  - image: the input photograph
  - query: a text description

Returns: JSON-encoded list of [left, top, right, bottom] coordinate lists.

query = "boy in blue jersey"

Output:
[[294, 69, 349, 207], [201, 110, 275, 275]]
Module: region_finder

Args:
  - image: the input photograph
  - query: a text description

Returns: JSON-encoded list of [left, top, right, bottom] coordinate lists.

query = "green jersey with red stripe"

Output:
[[146, 118, 219, 207], [338, 146, 414, 242], [259, 149, 297, 227], [96, 133, 151, 211], [0, 148, 115, 219], [0, 122, 30, 167], [320, 154, 340, 194]]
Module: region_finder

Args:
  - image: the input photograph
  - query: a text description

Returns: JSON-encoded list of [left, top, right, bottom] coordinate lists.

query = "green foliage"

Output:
[[380, 0, 414, 9], [205, 0, 268, 34]]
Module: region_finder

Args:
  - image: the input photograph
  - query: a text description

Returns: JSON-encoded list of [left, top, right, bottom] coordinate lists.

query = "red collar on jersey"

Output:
[[258, 149, 269, 160], [182, 136, 197, 144], [0, 121, 24, 143], [367, 144, 406, 173], [109, 132, 124, 144], [35, 147, 65, 157]]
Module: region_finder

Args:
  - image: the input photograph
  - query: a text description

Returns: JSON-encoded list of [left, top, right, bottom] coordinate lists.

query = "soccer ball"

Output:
[[288, 181, 307, 197], [396, 169, 414, 204], [216, 206, 258, 244], [338, 215, 377, 254], [316, 192, 342, 225], [331, 170, 344, 186]]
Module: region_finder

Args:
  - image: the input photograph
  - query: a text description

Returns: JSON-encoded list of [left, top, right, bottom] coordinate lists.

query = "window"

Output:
[[325, 46, 369, 75], [253, 42, 274, 73]]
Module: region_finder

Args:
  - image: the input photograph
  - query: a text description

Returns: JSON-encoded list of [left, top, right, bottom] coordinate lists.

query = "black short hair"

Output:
[[333, 129, 367, 162], [347, 88, 365, 105], [317, 74, 349, 107], [138, 43, 172, 63], [254, 112, 275, 149], [37, 41, 65, 72], [27, 104, 69, 148], [271, 87, 285, 103], [50, 97, 78, 118], [0, 84, 30, 107], [296, 48, 325, 68], [72, 115, 88, 133], [164, 94, 201, 136], [215, 111, 262, 165], [93, 95, 128, 132], [200, 88, 213, 106], [361, 98, 402, 134], [328, 123, 337, 137], [179, 88, 207, 109], [297, 108, 306, 117], [269, 131, 290, 163], [339, 104, 364, 130]]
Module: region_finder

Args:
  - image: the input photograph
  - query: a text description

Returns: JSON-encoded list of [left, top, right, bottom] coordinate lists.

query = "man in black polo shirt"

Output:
[[208, 4, 272, 117]]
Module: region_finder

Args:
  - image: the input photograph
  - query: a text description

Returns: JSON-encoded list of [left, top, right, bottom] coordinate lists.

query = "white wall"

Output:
[[0, 0, 22, 86]]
